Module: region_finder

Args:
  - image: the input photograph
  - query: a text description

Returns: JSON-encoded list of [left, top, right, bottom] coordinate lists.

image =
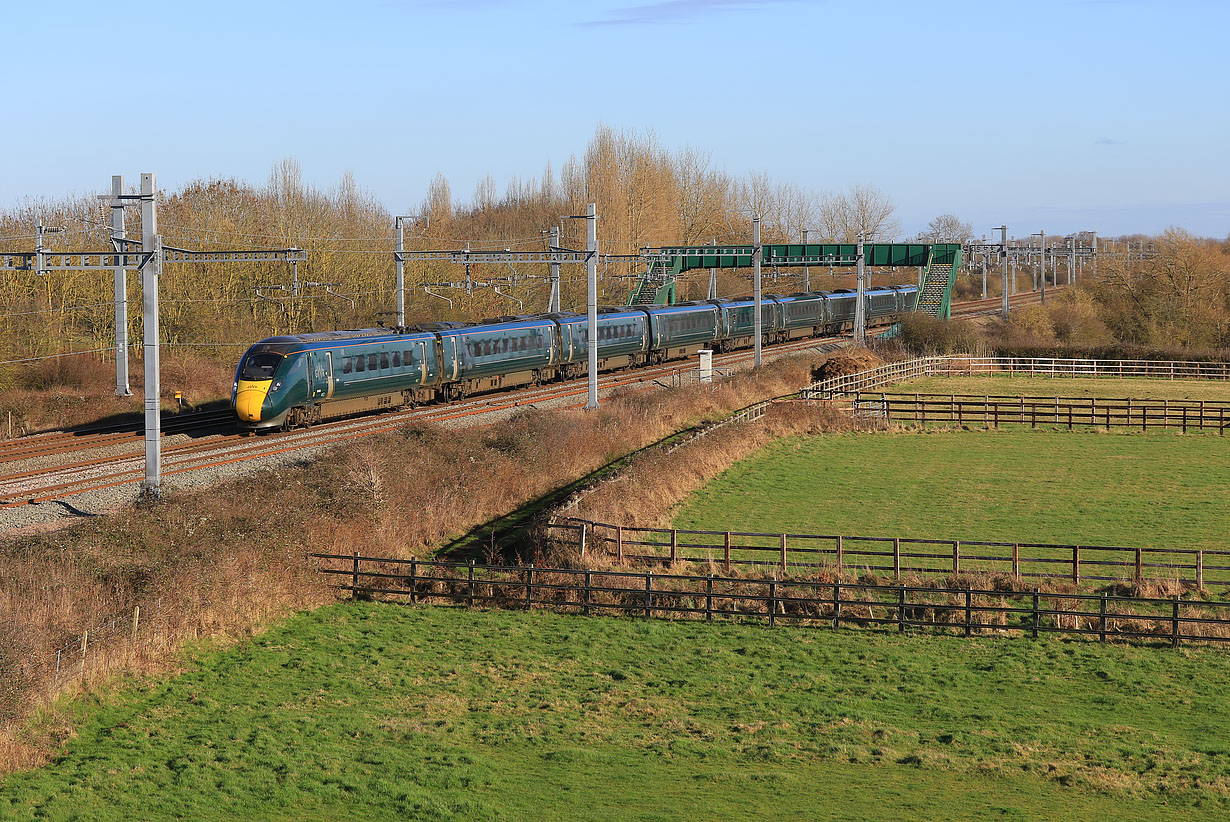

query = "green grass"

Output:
[[890, 375, 1230, 402], [673, 429, 1228, 552], [6, 603, 1230, 820]]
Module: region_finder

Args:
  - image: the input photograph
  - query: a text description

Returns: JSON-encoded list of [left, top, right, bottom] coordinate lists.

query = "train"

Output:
[[232, 284, 919, 430]]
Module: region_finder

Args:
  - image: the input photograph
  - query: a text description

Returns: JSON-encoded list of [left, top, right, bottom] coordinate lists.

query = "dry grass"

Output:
[[0, 352, 234, 436], [0, 347, 841, 773], [564, 402, 876, 530]]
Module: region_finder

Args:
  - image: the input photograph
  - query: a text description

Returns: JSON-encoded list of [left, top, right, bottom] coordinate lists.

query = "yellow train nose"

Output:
[[235, 380, 272, 423]]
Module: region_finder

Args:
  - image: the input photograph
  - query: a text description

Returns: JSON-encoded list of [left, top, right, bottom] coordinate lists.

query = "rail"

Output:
[[309, 553, 1230, 648], [548, 518, 1230, 588]]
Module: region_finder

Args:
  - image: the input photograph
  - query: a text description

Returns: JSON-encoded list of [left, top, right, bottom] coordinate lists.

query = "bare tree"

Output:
[[916, 213, 973, 244], [816, 184, 900, 242]]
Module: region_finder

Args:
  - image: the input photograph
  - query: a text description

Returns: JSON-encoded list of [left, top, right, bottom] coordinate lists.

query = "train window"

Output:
[[483, 340, 491, 356], [405, 349, 415, 365], [520, 336, 528, 351], [367, 354, 378, 371], [342, 357, 352, 374], [380, 353, 390, 370], [239, 352, 282, 380], [501, 339, 509, 354], [392, 351, 401, 368], [355, 355, 365, 373]]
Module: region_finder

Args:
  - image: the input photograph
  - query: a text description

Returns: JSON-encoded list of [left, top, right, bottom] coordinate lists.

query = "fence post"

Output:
[[1072, 546, 1080, 585], [1197, 551, 1205, 589], [964, 588, 973, 637], [898, 587, 906, 633], [724, 531, 731, 573], [645, 572, 653, 618], [616, 525, 624, 563], [1012, 544, 1020, 578], [769, 580, 777, 627], [131, 605, 140, 647], [468, 559, 475, 607], [1172, 597, 1180, 647], [1099, 594, 1107, 642], [578, 523, 587, 557], [780, 534, 788, 572], [525, 565, 534, 609], [80, 631, 88, 680], [706, 575, 713, 622], [836, 535, 844, 570], [893, 538, 901, 579], [832, 583, 841, 629], [410, 558, 418, 604], [1032, 591, 1040, 639], [351, 551, 360, 599], [55, 649, 61, 687], [670, 529, 678, 563], [584, 570, 592, 616], [1135, 546, 1142, 583]]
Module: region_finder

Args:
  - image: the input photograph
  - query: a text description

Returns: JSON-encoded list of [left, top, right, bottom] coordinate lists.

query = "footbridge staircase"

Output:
[[628, 258, 677, 306], [912, 247, 963, 319]]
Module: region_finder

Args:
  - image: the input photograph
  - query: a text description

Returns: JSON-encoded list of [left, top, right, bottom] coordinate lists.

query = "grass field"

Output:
[[889, 375, 1230, 402], [670, 430, 1229, 556], [4, 603, 1230, 820]]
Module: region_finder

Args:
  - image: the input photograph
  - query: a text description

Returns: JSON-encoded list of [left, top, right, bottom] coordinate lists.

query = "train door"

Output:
[[418, 341, 435, 384], [441, 335, 460, 380], [307, 352, 330, 400]]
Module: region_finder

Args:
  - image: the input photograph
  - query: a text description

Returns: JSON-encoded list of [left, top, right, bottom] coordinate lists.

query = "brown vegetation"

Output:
[[0, 128, 904, 375], [562, 402, 872, 531], [0, 352, 233, 436], [0, 349, 834, 772]]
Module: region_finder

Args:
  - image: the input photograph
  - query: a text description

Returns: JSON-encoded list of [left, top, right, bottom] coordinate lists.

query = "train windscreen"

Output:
[[240, 352, 283, 380]]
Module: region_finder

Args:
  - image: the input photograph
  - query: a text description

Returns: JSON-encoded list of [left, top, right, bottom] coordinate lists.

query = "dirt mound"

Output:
[[811, 349, 883, 382]]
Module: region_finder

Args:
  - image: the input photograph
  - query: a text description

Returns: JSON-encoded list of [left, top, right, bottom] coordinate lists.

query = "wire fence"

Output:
[[39, 599, 167, 695]]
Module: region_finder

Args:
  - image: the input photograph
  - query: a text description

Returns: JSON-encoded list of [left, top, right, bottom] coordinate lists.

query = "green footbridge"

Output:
[[630, 242, 962, 319]]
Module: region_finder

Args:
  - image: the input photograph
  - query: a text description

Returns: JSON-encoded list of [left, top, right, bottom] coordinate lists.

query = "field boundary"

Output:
[[827, 392, 1229, 432], [547, 517, 1228, 587], [310, 553, 1230, 648], [802, 356, 1230, 399]]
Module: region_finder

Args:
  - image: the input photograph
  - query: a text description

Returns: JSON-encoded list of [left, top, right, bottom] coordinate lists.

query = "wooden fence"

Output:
[[310, 553, 1230, 648], [802, 356, 1230, 400], [839, 392, 1230, 433], [549, 518, 1230, 588]]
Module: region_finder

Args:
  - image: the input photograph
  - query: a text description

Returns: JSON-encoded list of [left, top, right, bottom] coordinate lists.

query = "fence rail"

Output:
[[549, 518, 1230, 587], [840, 392, 1230, 433], [802, 356, 1230, 400], [310, 553, 1230, 648]]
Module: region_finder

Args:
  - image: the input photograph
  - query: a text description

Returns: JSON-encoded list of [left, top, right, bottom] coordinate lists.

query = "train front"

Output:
[[232, 341, 296, 430]]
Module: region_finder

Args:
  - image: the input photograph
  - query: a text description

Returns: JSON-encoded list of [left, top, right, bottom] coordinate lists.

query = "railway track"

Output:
[[0, 291, 1048, 513]]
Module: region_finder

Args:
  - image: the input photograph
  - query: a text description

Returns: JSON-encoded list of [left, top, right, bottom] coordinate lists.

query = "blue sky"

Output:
[[5, 0, 1228, 239]]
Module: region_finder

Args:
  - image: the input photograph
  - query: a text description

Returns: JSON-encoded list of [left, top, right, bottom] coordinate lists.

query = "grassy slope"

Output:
[[889, 375, 1230, 402], [4, 603, 1230, 821], [671, 430, 1229, 553]]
